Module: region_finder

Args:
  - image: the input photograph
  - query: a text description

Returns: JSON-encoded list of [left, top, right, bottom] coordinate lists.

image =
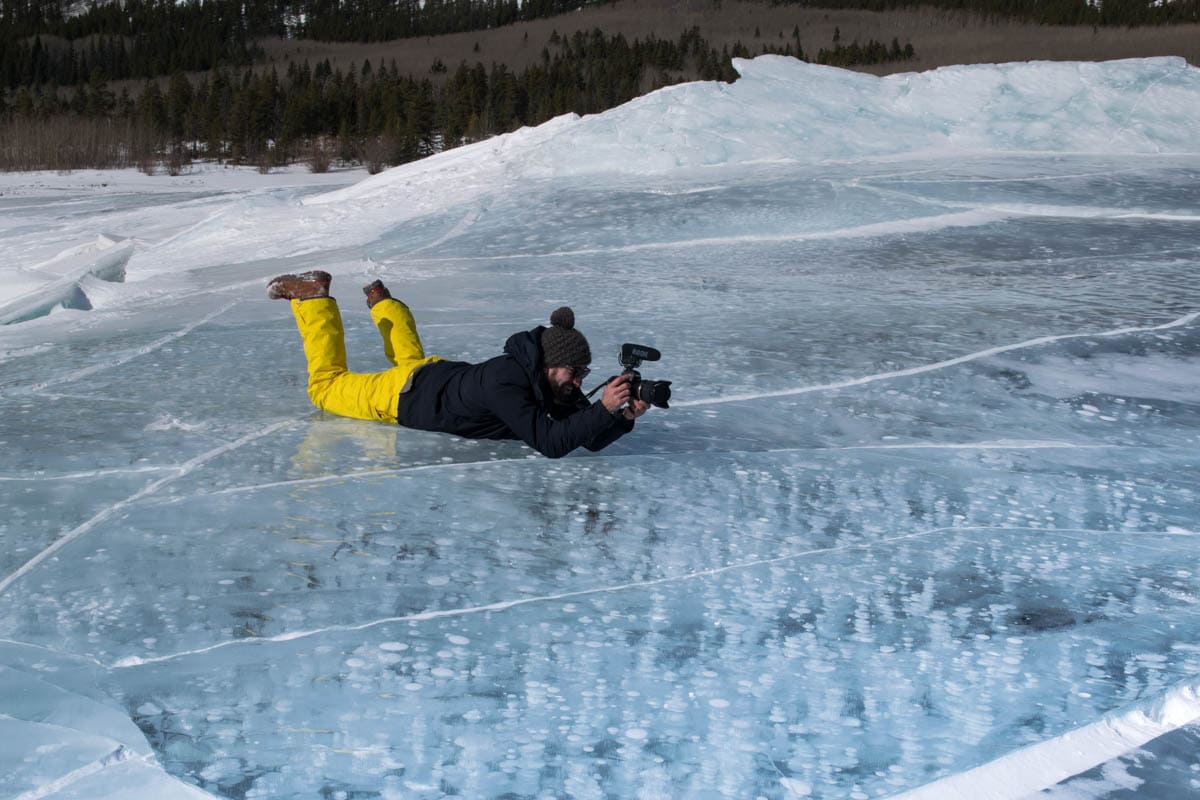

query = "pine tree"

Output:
[[166, 71, 193, 143], [138, 80, 167, 133]]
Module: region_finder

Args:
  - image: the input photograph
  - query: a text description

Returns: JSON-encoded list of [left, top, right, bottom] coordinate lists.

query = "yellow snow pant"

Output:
[[290, 296, 441, 424]]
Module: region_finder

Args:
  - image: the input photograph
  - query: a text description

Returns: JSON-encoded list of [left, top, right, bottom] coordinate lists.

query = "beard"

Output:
[[552, 382, 577, 404], [543, 372, 578, 405]]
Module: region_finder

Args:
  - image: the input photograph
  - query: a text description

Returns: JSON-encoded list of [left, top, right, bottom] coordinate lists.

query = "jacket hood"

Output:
[[504, 325, 546, 383], [505, 325, 589, 409]]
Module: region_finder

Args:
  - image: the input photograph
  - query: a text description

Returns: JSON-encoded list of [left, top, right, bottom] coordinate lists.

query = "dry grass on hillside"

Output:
[[260, 0, 1200, 79]]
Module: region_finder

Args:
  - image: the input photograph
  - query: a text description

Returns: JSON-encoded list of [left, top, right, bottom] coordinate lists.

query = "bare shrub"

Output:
[[360, 135, 392, 175], [167, 147, 185, 176], [0, 116, 161, 171], [308, 138, 333, 173], [338, 129, 359, 165]]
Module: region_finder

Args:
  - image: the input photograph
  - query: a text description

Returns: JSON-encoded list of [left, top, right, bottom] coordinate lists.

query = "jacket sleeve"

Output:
[[584, 413, 634, 452], [488, 371, 626, 459]]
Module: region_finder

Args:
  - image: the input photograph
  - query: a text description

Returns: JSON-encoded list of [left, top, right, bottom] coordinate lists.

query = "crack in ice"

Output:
[[0, 420, 294, 597], [402, 209, 1016, 262], [13, 302, 237, 397], [11, 745, 139, 800], [106, 525, 1194, 670], [132, 440, 1128, 506], [0, 465, 174, 481], [677, 309, 1200, 407]]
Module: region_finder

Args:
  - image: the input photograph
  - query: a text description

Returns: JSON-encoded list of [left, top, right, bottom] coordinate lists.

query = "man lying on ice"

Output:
[[267, 270, 649, 458]]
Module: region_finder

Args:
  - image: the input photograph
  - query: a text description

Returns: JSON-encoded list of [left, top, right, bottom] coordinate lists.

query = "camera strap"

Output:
[[585, 376, 614, 400]]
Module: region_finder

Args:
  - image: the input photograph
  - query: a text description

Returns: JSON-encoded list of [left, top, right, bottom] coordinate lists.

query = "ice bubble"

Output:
[[708, 698, 730, 708], [625, 728, 648, 740], [199, 758, 241, 781], [136, 702, 162, 716], [779, 777, 812, 795], [405, 683, 423, 691], [427, 575, 450, 586], [431, 667, 455, 678], [448, 634, 470, 645], [345, 658, 366, 668], [379, 642, 409, 652]]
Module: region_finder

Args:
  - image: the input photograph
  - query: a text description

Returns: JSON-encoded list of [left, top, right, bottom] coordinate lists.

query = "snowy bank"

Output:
[[311, 55, 1200, 208]]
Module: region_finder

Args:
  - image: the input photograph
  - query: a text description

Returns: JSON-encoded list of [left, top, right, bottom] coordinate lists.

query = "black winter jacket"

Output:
[[396, 325, 633, 458]]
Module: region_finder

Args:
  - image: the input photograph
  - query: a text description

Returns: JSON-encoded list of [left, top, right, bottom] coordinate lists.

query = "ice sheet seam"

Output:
[[16, 302, 236, 396], [150, 440, 1126, 503], [0, 421, 293, 597], [107, 524, 1193, 669], [676, 310, 1200, 407]]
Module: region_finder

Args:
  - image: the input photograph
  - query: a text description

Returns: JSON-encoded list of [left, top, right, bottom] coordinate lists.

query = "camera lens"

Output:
[[633, 378, 671, 409]]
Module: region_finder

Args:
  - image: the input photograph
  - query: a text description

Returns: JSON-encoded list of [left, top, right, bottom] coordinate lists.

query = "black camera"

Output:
[[618, 343, 672, 409]]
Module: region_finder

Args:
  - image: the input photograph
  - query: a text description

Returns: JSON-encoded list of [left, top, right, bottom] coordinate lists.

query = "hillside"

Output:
[[262, 0, 1200, 78]]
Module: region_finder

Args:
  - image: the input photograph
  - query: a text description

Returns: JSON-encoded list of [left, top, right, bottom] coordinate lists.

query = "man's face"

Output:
[[545, 365, 589, 403]]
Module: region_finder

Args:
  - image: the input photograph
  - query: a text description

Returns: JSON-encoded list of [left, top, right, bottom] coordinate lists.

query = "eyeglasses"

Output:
[[567, 365, 591, 381]]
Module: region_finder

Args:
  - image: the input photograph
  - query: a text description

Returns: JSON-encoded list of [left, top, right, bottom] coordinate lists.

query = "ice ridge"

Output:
[[895, 674, 1200, 799], [312, 55, 1200, 208]]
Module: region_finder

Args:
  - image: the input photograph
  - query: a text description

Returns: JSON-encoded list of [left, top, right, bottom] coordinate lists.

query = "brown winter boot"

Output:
[[266, 270, 332, 300], [362, 279, 393, 309]]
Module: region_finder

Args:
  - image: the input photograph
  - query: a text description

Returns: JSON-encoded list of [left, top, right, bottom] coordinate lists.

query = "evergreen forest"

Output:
[[1, 0, 1197, 172]]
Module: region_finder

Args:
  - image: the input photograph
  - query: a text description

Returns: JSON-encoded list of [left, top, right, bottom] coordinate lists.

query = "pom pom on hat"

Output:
[[541, 306, 591, 367], [549, 306, 575, 329]]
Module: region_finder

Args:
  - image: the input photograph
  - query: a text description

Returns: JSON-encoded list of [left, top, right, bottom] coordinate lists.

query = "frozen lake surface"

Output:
[[1, 57, 1199, 799]]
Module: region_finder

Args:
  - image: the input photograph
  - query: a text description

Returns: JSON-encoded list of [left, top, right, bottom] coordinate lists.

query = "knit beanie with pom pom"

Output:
[[540, 306, 592, 367]]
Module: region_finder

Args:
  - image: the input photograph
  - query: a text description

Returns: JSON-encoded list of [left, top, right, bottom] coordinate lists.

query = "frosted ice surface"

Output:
[[1, 57, 1199, 798]]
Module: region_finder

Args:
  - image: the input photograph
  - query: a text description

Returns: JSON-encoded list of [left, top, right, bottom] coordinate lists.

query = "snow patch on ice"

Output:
[[144, 414, 203, 433]]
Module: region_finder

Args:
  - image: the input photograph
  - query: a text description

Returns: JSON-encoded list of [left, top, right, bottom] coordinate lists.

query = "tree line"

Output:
[[773, 0, 1199, 26], [0, 26, 918, 172], [0, 0, 611, 88], [1, 0, 268, 87], [7, 0, 1195, 173], [4, 0, 1197, 94]]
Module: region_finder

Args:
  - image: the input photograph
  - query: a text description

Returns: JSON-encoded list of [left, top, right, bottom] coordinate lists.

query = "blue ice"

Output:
[[1, 56, 1199, 799]]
